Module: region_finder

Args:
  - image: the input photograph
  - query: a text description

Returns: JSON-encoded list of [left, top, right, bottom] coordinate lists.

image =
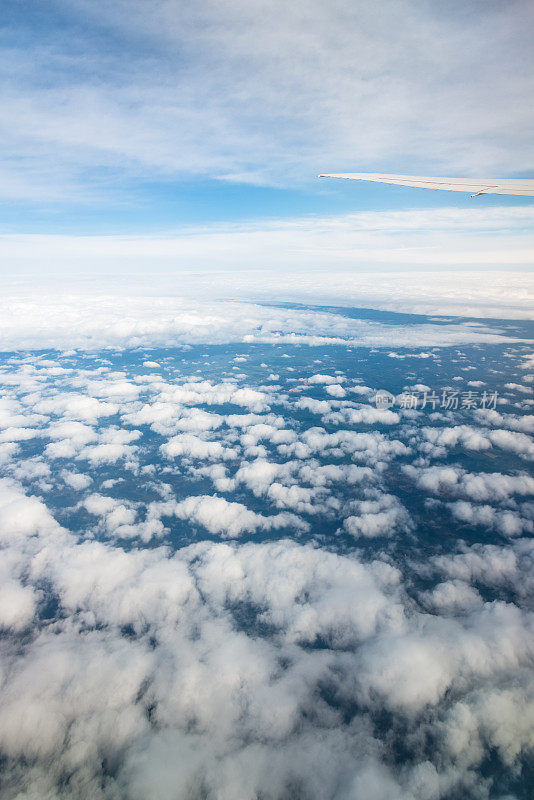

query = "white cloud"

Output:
[[325, 384, 346, 398], [165, 495, 309, 538], [0, 443, 18, 465], [78, 428, 140, 466], [431, 539, 534, 603], [504, 382, 532, 395], [161, 434, 238, 462], [404, 465, 534, 502], [35, 394, 118, 423], [61, 470, 92, 490], [419, 580, 482, 614], [324, 405, 400, 426], [0, 270, 532, 354], [447, 500, 532, 537], [232, 459, 288, 496], [0, 316, 533, 799], [307, 374, 345, 385], [473, 408, 534, 434], [265, 482, 326, 515], [297, 427, 409, 464], [0, 574, 37, 632], [343, 493, 412, 539], [418, 424, 534, 460], [45, 421, 98, 459], [0, 478, 532, 798], [295, 397, 333, 415]]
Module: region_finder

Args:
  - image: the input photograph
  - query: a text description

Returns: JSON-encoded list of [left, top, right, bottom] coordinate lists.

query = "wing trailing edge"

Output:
[[318, 173, 534, 197]]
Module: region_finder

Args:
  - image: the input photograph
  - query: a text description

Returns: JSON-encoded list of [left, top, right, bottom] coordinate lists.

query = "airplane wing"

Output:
[[317, 173, 534, 197]]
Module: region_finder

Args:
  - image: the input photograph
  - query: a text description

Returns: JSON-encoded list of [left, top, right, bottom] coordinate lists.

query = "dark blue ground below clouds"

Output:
[[11, 339, 533, 556]]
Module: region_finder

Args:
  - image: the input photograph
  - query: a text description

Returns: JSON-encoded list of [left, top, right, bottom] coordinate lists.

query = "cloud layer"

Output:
[[0, 335, 532, 798], [0, 270, 533, 353], [4, 208, 534, 282]]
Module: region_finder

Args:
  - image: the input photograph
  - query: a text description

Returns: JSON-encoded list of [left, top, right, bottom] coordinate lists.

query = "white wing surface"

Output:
[[318, 173, 534, 196]]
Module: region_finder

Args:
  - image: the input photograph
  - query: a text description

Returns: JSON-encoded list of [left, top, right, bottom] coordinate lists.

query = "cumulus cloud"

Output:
[[447, 500, 533, 537], [0, 447, 532, 800], [404, 464, 534, 502], [307, 374, 345, 385], [295, 427, 409, 464], [417, 423, 534, 460], [78, 428, 140, 466], [160, 495, 309, 538], [45, 420, 98, 458], [473, 408, 534, 434], [0, 330, 533, 799], [343, 492, 412, 539], [418, 580, 482, 614], [325, 384, 346, 398], [161, 433, 238, 462], [430, 539, 534, 604], [61, 469, 92, 490], [35, 393, 118, 423], [324, 405, 400, 426], [295, 397, 333, 415]]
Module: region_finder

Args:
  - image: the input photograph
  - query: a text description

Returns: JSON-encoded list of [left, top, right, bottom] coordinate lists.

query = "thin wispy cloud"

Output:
[[0, 207, 534, 278], [2, 0, 534, 206]]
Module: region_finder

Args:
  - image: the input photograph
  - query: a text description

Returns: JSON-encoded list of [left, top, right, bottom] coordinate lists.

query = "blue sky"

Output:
[[2, 0, 534, 237]]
